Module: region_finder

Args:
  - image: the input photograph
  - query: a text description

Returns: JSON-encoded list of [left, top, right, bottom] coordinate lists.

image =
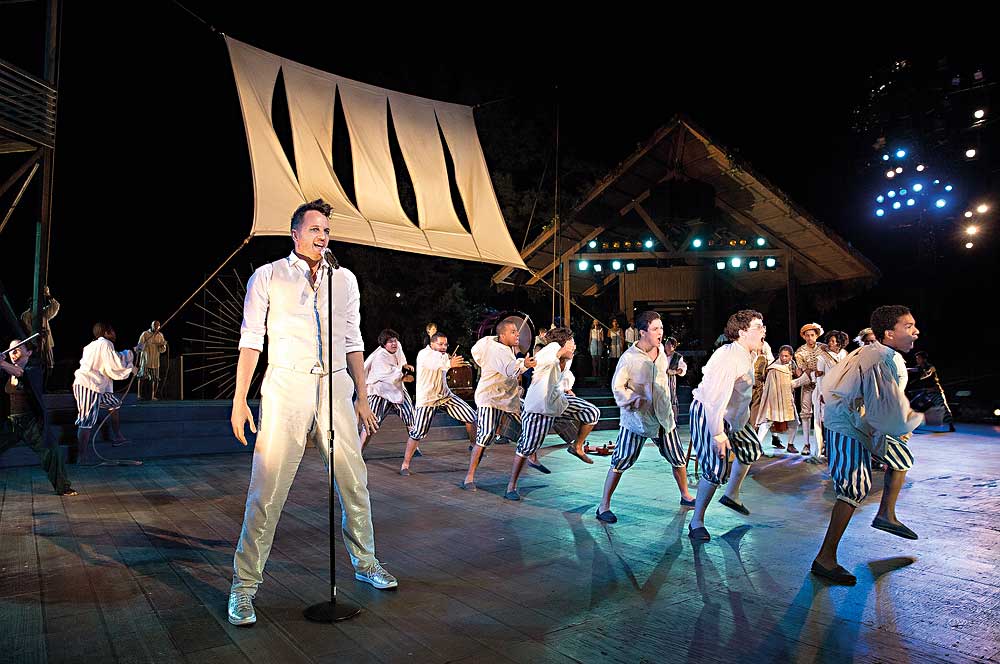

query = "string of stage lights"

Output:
[[576, 236, 780, 274], [873, 107, 991, 250]]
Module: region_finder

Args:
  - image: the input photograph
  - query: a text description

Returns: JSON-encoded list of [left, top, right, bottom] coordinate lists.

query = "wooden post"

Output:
[[561, 257, 571, 327]]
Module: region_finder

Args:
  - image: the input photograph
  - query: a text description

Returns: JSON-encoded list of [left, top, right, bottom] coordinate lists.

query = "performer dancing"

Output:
[[228, 199, 395, 627], [399, 330, 476, 475], [687, 310, 765, 541], [360, 329, 416, 451], [72, 323, 136, 450], [503, 327, 600, 500], [596, 311, 692, 523], [462, 317, 536, 490], [1, 339, 76, 495], [812, 305, 923, 585], [794, 322, 825, 455]]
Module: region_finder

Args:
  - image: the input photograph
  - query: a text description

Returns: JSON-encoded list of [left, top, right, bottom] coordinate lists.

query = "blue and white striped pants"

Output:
[[366, 393, 416, 430], [475, 405, 521, 448], [515, 396, 601, 457], [408, 395, 477, 441], [690, 399, 762, 485], [72, 385, 122, 429], [609, 425, 687, 472], [827, 429, 914, 507]]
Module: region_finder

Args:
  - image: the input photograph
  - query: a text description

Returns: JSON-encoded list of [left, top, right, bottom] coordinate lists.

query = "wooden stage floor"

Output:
[[2, 424, 998, 663]]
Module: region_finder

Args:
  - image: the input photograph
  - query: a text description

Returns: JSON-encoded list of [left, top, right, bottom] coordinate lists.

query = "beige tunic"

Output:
[[138, 330, 167, 374]]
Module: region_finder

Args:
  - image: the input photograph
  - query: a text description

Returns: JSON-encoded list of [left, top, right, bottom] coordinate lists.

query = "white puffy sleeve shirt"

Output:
[[612, 344, 674, 438], [691, 342, 754, 439], [72, 338, 134, 393], [471, 336, 526, 413]]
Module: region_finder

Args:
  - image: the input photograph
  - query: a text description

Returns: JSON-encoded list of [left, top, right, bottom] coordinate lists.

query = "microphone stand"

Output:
[[304, 254, 361, 622]]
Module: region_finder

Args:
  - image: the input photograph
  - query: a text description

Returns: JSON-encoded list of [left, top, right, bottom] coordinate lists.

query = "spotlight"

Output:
[[882, 154, 890, 161], [876, 195, 885, 203], [906, 199, 915, 206], [933, 179, 940, 184], [895, 167, 903, 174], [966, 226, 978, 235], [886, 170, 895, 178], [756, 237, 766, 247], [644, 239, 654, 249], [965, 211, 974, 218], [895, 149, 906, 158], [601, 242, 609, 249], [748, 259, 760, 271], [588, 240, 597, 249], [977, 204, 989, 213], [578, 260, 589, 271], [966, 149, 977, 158], [875, 208, 885, 217], [899, 188, 907, 195], [945, 185, 953, 192], [887, 190, 896, 198], [692, 238, 703, 248], [975, 109, 986, 120], [612, 241, 621, 249], [764, 257, 778, 270], [715, 260, 726, 270], [624, 241, 632, 249], [916, 164, 925, 171], [728, 239, 737, 247], [935, 199, 946, 208], [892, 201, 901, 209], [912, 184, 922, 192], [738, 239, 747, 246], [994, 408, 1000, 417], [625, 262, 636, 272], [593, 263, 603, 272], [731, 257, 742, 268], [395, 292, 401, 298], [966, 242, 974, 249], [611, 260, 622, 271]]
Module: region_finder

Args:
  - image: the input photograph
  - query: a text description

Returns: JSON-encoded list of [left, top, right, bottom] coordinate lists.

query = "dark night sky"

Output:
[[2, 5, 997, 394]]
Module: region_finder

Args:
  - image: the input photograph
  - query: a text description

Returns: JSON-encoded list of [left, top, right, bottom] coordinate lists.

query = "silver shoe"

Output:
[[355, 561, 398, 590], [227, 591, 256, 626]]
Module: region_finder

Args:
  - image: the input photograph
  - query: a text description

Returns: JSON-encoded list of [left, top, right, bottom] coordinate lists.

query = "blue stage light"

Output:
[[588, 240, 597, 249], [644, 239, 654, 249], [945, 185, 953, 192], [892, 202, 901, 209], [593, 263, 603, 272], [692, 238, 703, 248], [611, 260, 622, 271], [906, 199, 915, 206], [876, 195, 885, 203], [578, 260, 589, 271], [896, 149, 906, 158], [876, 208, 885, 216], [912, 183, 923, 192], [756, 237, 766, 247], [765, 257, 777, 269], [935, 199, 946, 208], [715, 261, 726, 270], [887, 190, 896, 198], [730, 257, 742, 268]]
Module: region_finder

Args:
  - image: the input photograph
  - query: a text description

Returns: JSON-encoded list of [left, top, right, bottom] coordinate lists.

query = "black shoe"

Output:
[[459, 481, 477, 491], [871, 517, 918, 540], [948, 423, 956, 432], [399, 468, 410, 477], [719, 495, 750, 516], [503, 490, 521, 501], [414, 448, 423, 457], [596, 508, 617, 523], [680, 496, 696, 507], [811, 560, 856, 585], [771, 436, 784, 449], [58, 487, 78, 497], [528, 461, 551, 474], [688, 525, 711, 541]]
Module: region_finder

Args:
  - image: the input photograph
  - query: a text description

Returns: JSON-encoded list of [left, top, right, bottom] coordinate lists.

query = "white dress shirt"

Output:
[[471, 336, 526, 413], [239, 252, 363, 374], [415, 345, 454, 408], [364, 344, 408, 404], [612, 343, 675, 438], [523, 342, 572, 416], [691, 341, 754, 439], [73, 337, 134, 393], [814, 348, 847, 398]]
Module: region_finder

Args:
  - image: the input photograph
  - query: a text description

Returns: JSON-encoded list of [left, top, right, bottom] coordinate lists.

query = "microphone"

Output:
[[323, 247, 340, 269]]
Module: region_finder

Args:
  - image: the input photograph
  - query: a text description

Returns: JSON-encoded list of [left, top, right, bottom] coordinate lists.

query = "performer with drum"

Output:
[[399, 330, 477, 475], [461, 317, 536, 490]]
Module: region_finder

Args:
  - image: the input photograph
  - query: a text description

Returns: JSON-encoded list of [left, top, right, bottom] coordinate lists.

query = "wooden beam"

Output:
[[582, 273, 619, 297], [561, 257, 571, 326], [713, 196, 838, 280], [632, 203, 676, 252], [572, 249, 780, 261], [525, 225, 606, 285]]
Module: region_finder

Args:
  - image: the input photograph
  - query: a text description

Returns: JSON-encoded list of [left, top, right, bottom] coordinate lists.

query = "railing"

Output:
[[0, 58, 57, 148]]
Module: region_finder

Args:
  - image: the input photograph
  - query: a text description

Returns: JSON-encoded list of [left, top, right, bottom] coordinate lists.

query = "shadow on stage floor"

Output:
[[2, 425, 998, 663]]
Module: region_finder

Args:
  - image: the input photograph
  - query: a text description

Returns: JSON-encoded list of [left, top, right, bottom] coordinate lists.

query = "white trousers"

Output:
[[232, 366, 377, 597]]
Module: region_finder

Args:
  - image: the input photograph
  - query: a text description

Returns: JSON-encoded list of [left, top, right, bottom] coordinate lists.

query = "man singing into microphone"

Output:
[[228, 199, 396, 627]]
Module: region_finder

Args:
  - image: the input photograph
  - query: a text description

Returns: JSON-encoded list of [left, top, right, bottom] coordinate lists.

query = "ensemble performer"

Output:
[[137, 321, 167, 400], [596, 311, 692, 524], [811, 330, 848, 458], [20, 285, 59, 374], [360, 329, 416, 451], [794, 322, 825, 456], [755, 345, 813, 452], [72, 322, 136, 450], [503, 326, 600, 500], [663, 336, 687, 423], [398, 330, 477, 475], [228, 199, 396, 628], [908, 351, 955, 432], [461, 317, 536, 490], [812, 305, 923, 585], [687, 310, 766, 542]]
